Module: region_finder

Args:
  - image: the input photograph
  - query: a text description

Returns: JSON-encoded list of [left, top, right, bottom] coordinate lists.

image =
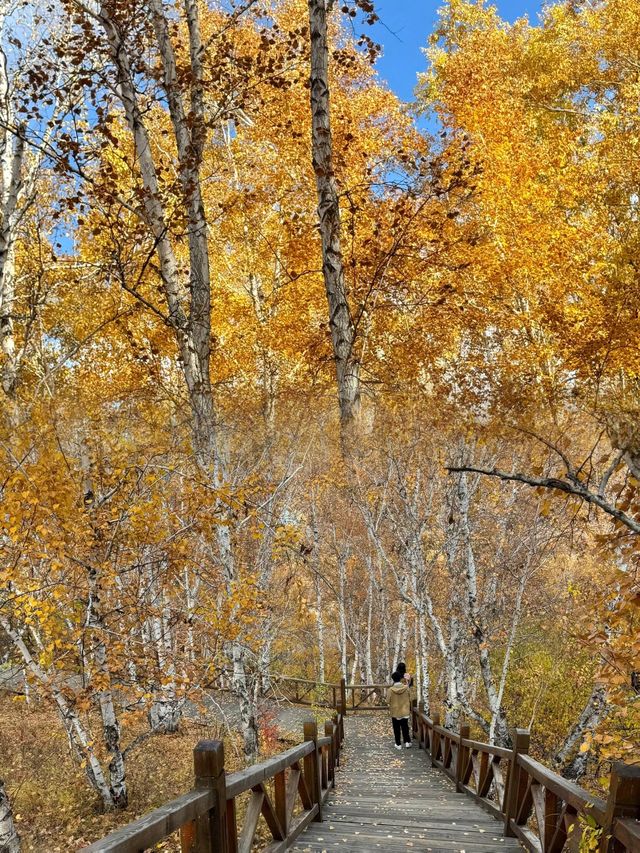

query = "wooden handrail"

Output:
[[517, 753, 607, 821], [460, 736, 511, 759], [82, 710, 346, 852], [224, 742, 314, 798], [81, 789, 213, 852], [412, 706, 640, 853]]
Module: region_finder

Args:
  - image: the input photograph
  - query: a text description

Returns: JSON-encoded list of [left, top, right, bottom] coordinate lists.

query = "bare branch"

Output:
[[446, 464, 640, 535]]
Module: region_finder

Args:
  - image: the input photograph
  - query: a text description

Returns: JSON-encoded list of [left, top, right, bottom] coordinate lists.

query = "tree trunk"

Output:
[[555, 685, 608, 781], [490, 569, 527, 744], [0, 779, 19, 853], [338, 553, 348, 680], [315, 573, 326, 683], [307, 0, 360, 426], [85, 565, 128, 807], [393, 605, 407, 669], [0, 615, 115, 809], [417, 611, 431, 714], [457, 471, 509, 745], [97, 0, 260, 761], [0, 1, 25, 402], [365, 575, 374, 685], [310, 501, 326, 682], [146, 557, 180, 734]]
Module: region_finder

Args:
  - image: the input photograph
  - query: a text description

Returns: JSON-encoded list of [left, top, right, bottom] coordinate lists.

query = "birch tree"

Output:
[[56, 0, 270, 759], [0, 779, 19, 853], [307, 0, 360, 426]]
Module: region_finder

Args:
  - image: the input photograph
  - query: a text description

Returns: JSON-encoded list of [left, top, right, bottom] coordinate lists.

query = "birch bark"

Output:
[[307, 0, 360, 426], [456, 471, 510, 745], [0, 779, 19, 853], [0, 614, 114, 808], [0, 1, 27, 401], [555, 685, 608, 780], [95, 0, 259, 760], [338, 552, 348, 680]]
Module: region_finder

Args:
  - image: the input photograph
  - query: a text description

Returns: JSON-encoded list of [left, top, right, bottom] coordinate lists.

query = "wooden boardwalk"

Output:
[[291, 715, 523, 853]]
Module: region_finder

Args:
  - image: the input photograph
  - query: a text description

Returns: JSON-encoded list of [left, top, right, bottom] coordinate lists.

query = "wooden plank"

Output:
[[459, 784, 504, 821], [493, 759, 506, 807], [285, 805, 319, 847], [518, 755, 607, 821], [286, 766, 301, 821], [225, 743, 313, 798], [510, 821, 543, 853], [259, 782, 285, 842], [80, 789, 212, 852], [461, 739, 512, 759], [613, 817, 640, 852], [238, 789, 264, 853]]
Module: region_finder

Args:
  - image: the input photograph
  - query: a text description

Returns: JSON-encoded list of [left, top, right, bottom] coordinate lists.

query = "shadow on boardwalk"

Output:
[[292, 714, 523, 853]]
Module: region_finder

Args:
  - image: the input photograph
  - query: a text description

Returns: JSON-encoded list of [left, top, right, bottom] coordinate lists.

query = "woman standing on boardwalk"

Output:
[[388, 671, 412, 749]]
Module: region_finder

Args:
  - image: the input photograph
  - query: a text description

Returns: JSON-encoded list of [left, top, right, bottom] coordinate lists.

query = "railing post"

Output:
[[331, 712, 340, 765], [325, 720, 335, 784], [503, 728, 530, 837], [431, 712, 440, 767], [455, 723, 470, 793], [599, 763, 640, 853], [304, 721, 323, 822], [417, 701, 425, 749], [411, 698, 417, 738], [274, 769, 288, 841], [340, 678, 347, 717], [192, 740, 229, 853]]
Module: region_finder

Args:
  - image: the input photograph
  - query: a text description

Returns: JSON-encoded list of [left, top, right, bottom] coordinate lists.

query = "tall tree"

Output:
[[308, 0, 360, 426]]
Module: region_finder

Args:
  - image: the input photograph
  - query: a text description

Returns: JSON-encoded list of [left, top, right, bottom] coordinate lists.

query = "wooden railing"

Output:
[[81, 712, 345, 853], [266, 675, 387, 712], [412, 705, 640, 853]]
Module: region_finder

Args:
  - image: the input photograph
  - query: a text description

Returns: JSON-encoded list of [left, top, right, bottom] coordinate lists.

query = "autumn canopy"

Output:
[[0, 0, 638, 847]]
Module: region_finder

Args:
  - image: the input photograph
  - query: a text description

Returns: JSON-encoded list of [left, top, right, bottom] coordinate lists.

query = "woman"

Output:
[[387, 671, 412, 749]]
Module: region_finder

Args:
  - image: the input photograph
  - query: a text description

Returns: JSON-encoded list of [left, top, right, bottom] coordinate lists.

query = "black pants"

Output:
[[392, 717, 410, 745]]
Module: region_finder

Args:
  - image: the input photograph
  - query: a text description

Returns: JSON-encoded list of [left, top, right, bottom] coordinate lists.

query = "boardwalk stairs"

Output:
[[83, 677, 640, 853]]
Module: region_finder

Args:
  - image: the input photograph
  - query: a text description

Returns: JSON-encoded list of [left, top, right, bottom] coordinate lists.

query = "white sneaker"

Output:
[[405, 743, 411, 748], [394, 744, 402, 750]]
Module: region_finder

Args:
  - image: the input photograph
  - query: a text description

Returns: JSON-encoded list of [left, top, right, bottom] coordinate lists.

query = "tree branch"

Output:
[[446, 465, 640, 535]]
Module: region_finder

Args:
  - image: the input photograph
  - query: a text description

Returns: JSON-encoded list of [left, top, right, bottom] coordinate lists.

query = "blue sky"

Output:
[[369, 0, 544, 103]]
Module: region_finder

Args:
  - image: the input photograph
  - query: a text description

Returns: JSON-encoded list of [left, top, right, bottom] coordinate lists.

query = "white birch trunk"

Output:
[[365, 576, 374, 685], [555, 685, 608, 780], [0, 615, 114, 808], [457, 472, 509, 744], [307, 0, 360, 426], [184, 566, 197, 664], [0, 2, 24, 401], [392, 605, 407, 669], [97, 0, 260, 760], [315, 574, 326, 683], [0, 779, 19, 853], [145, 557, 180, 733], [417, 611, 431, 714], [338, 553, 348, 680], [85, 564, 128, 807], [310, 501, 326, 682], [489, 570, 527, 743]]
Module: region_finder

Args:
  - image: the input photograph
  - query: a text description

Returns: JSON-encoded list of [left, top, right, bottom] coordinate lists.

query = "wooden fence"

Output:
[[412, 704, 640, 853], [81, 712, 344, 853], [265, 675, 387, 712]]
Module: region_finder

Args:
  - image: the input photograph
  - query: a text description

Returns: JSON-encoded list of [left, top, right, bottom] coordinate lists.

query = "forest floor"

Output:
[[0, 691, 323, 851]]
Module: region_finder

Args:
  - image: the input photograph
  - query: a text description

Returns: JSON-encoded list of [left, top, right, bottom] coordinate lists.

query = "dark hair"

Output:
[[396, 662, 407, 675], [391, 671, 402, 683]]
